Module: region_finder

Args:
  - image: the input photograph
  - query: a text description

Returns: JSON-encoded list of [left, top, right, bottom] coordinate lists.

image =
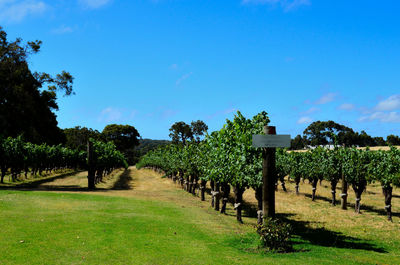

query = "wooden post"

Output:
[[87, 140, 95, 190], [262, 126, 276, 222]]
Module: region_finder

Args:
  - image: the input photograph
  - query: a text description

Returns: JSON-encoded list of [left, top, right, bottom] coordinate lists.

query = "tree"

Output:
[[290, 135, 307, 150], [63, 126, 102, 151], [190, 120, 208, 143], [303, 121, 356, 146], [169, 121, 193, 145], [357, 131, 377, 147], [0, 26, 74, 145], [102, 124, 141, 165], [373, 137, 387, 146], [386, 135, 400, 146]]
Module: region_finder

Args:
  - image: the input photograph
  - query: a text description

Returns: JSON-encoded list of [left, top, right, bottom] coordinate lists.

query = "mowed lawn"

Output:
[[0, 168, 399, 265]]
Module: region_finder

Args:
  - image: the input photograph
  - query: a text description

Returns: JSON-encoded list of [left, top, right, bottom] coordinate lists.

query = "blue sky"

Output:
[[1, 0, 400, 139]]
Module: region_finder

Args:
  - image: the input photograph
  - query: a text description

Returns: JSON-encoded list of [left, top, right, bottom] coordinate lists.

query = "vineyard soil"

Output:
[[0, 167, 399, 264]]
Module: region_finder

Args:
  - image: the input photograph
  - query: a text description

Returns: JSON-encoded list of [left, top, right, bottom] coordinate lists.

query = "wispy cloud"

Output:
[[242, 0, 310, 12], [206, 107, 237, 120], [297, 116, 312, 124], [52, 25, 74, 34], [315, 92, 337, 105], [176, 72, 193, 86], [161, 109, 178, 119], [79, 0, 112, 9], [302, 107, 319, 115], [375, 95, 400, 111], [98, 107, 122, 123], [338, 103, 355, 111], [0, 0, 47, 23], [359, 112, 400, 123], [169, 64, 178, 70]]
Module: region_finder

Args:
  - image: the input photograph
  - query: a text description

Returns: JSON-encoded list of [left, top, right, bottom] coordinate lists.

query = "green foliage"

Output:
[[63, 126, 102, 151], [102, 124, 141, 165], [0, 26, 73, 145], [256, 218, 292, 252]]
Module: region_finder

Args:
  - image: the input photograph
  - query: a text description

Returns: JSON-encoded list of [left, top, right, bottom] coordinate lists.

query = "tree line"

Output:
[[291, 120, 400, 149]]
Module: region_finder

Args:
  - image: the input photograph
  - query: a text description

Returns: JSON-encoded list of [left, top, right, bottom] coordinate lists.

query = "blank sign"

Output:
[[252, 134, 291, 148]]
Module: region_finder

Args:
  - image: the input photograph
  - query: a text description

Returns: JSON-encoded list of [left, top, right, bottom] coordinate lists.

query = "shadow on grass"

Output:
[[224, 197, 387, 254], [0, 169, 132, 193], [277, 213, 387, 253], [111, 169, 132, 190], [0, 171, 83, 190], [303, 193, 400, 218]]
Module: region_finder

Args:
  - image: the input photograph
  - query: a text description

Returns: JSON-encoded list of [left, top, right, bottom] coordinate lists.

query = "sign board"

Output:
[[252, 134, 291, 148]]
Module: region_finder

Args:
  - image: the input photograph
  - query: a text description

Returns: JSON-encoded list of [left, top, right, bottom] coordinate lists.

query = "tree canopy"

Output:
[[102, 124, 141, 165], [0, 26, 73, 145]]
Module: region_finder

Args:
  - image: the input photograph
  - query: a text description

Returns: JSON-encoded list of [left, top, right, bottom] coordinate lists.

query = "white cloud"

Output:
[[359, 111, 400, 123], [242, 0, 310, 11], [338, 103, 355, 111], [52, 25, 74, 34], [79, 0, 111, 9], [302, 107, 319, 115], [0, 0, 47, 23], [375, 95, 400, 111], [297, 116, 312, 124], [315, 93, 336, 105], [98, 107, 122, 123], [176, 72, 193, 86]]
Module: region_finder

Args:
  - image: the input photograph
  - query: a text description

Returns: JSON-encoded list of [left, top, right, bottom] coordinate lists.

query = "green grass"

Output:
[[0, 188, 399, 265]]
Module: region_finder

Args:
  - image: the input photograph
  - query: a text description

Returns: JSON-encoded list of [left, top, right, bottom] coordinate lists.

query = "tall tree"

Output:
[[63, 126, 102, 151], [0, 27, 73, 144], [303, 121, 356, 146], [169, 121, 193, 145], [190, 120, 208, 143], [102, 124, 141, 165], [290, 135, 307, 150], [386, 135, 400, 146]]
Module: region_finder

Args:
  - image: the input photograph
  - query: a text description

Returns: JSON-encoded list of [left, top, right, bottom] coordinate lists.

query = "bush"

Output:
[[256, 218, 292, 252]]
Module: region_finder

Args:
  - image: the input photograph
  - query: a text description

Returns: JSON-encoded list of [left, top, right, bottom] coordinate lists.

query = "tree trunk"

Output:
[[311, 179, 318, 201], [234, 185, 245, 223], [1, 168, 5, 184], [87, 141, 95, 190], [295, 177, 300, 195], [188, 175, 194, 193], [353, 184, 365, 214], [382, 185, 393, 222], [210, 180, 215, 208], [341, 177, 348, 210], [255, 186, 263, 211], [214, 182, 220, 211], [255, 186, 263, 224], [192, 177, 197, 195], [279, 175, 287, 192], [200, 179, 207, 201], [331, 180, 338, 206], [220, 183, 230, 214]]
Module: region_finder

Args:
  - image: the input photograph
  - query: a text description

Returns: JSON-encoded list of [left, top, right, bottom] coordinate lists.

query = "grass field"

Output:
[[0, 167, 399, 264]]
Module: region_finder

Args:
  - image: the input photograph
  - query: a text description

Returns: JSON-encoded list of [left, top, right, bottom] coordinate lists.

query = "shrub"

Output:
[[256, 218, 292, 252]]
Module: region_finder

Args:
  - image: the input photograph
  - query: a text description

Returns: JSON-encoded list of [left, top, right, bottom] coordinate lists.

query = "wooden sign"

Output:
[[252, 134, 291, 148]]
